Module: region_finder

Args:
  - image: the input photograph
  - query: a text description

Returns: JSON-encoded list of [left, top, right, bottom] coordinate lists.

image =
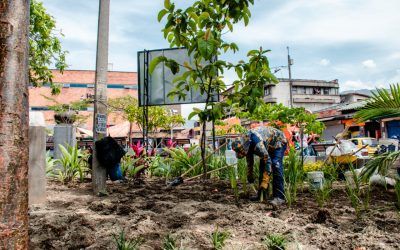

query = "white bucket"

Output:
[[307, 171, 324, 190]]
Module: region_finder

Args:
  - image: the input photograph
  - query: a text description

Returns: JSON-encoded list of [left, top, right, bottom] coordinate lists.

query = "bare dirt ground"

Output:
[[29, 179, 400, 250]]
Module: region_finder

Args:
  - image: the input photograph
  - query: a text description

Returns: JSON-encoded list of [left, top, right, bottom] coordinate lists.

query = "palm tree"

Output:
[[354, 84, 400, 182]]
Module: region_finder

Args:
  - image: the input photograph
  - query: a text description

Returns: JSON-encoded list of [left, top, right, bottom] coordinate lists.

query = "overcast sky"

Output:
[[42, 0, 400, 117]]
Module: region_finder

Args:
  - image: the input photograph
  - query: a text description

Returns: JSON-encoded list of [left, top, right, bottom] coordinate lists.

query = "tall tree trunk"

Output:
[[128, 121, 132, 146], [0, 0, 30, 248]]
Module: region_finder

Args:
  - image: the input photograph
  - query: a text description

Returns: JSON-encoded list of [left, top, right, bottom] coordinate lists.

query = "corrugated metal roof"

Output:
[[338, 100, 368, 111]]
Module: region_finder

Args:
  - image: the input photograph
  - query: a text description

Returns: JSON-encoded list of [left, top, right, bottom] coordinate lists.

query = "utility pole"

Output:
[[0, 0, 30, 247], [92, 0, 110, 195], [287, 46, 294, 108]]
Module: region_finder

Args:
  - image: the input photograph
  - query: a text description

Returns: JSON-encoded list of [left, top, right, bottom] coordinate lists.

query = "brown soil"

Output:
[[29, 179, 400, 250]]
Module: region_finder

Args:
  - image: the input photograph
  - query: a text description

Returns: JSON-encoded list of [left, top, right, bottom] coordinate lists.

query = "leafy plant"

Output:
[[360, 151, 400, 182], [154, 0, 277, 177], [263, 233, 287, 250], [345, 166, 362, 217], [395, 181, 400, 211], [322, 163, 338, 182], [108, 96, 185, 145], [163, 234, 179, 250], [208, 154, 230, 180], [113, 230, 144, 250], [346, 183, 362, 218], [355, 84, 400, 190], [237, 158, 248, 194], [45, 151, 56, 176], [311, 180, 332, 208], [164, 146, 202, 177], [284, 147, 303, 206], [30, 0, 68, 94], [303, 161, 324, 173], [43, 95, 91, 124], [55, 144, 89, 184], [120, 154, 134, 177], [211, 227, 230, 250]]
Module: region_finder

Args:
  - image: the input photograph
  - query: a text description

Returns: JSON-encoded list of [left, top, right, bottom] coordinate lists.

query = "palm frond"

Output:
[[360, 151, 400, 182], [355, 83, 400, 121]]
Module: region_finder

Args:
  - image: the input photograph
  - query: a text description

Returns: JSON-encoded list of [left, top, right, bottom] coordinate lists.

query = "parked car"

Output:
[[350, 137, 379, 155]]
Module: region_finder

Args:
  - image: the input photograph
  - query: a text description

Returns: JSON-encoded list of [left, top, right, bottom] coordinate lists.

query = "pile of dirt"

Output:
[[29, 179, 400, 249]]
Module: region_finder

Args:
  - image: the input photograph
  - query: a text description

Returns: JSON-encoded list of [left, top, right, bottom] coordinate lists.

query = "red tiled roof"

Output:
[[51, 69, 137, 85], [29, 87, 138, 106]]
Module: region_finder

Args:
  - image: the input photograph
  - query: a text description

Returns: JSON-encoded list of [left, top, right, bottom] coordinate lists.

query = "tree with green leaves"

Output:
[[355, 84, 400, 183], [240, 103, 325, 135], [43, 95, 91, 125], [152, 0, 277, 176], [108, 96, 185, 145], [30, 0, 67, 94]]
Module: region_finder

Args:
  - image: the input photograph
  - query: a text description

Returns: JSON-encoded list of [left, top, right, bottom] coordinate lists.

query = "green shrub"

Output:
[[113, 230, 144, 250], [211, 227, 230, 250], [55, 144, 89, 184], [263, 233, 287, 250], [45, 151, 56, 176], [163, 234, 178, 250], [284, 147, 303, 206], [311, 180, 332, 208]]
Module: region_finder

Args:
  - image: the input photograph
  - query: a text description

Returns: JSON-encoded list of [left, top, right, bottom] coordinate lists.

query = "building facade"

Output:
[[263, 78, 341, 112], [29, 69, 181, 130]]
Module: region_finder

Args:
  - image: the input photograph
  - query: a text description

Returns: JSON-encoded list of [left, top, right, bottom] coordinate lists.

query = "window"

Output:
[[313, 87, 321, 95], [362, 138, 378, 147], [306, 87, 313, 94], [323, 88, 330, 95], [296, 87, 306, 94], [292, 86, 297, 94], [351, 139, 358, 146], [264, 86, 272, 96]]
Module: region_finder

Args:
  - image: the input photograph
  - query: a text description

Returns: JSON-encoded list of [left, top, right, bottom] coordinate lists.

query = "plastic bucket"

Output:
[[307, 171, 324, 190]]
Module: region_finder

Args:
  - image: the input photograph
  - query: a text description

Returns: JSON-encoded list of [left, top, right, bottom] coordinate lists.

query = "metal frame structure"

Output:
[[138, 47, 219, 151]]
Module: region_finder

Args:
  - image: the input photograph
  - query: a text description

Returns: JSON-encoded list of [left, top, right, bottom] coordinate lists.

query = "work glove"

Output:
[[259, 171, 271, 190]]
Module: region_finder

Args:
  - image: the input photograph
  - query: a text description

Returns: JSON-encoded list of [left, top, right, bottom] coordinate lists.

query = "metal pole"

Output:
[[212, 120, 216, 152], [287, 46, 293, 108], [144, 50, 149, 153], [92, 0, 110, 195], [300, 125, 304, 168]]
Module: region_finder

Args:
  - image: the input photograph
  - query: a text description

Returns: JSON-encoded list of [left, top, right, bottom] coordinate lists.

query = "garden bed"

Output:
[[29, 179, 399, 249]]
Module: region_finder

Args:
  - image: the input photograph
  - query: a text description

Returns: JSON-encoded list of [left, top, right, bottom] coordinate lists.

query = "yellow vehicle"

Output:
[[350, 137, 379, 155]]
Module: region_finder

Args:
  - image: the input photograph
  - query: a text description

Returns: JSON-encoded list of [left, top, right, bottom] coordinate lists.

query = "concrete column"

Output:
[[53, 124, 76, 159], [29, 126, 46, 205]]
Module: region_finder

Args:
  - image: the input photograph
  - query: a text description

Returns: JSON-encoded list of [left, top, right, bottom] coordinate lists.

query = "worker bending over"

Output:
[[232, 126, 287, 206]]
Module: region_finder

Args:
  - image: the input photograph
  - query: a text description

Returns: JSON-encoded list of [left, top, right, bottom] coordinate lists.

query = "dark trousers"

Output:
[[268, 144, 286, 199]]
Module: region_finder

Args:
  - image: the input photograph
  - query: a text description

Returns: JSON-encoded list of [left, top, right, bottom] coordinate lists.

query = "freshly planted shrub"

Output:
[[263, 233, 287, 250], [284, 147, 303, 206], [311, 180, 332, 208], [211, 227, 230, 250], [55, 144, 89, 184], [113, 230, 144, 250], [163, 234, 179, 250], [237, 158, 248, 194]]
